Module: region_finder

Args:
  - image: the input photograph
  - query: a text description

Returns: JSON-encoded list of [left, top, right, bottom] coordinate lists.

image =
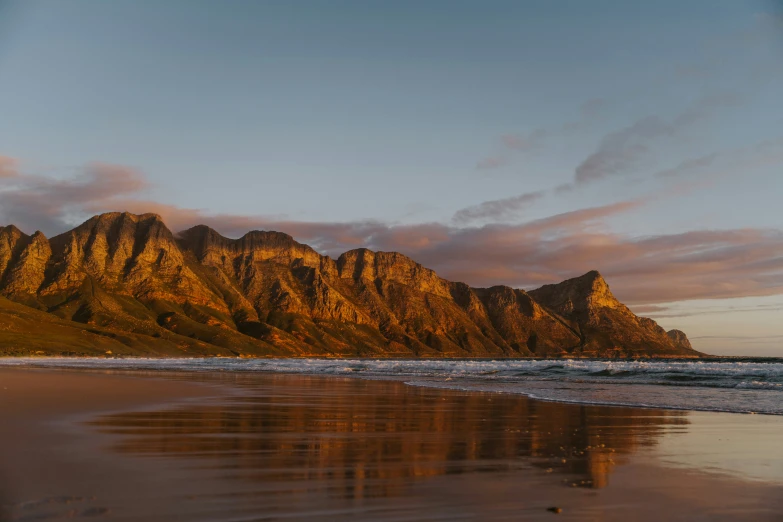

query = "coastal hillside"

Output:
[[0, 212, 699, 358]]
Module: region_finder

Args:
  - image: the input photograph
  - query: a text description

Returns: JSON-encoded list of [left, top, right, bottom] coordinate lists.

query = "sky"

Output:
[[0, 0, 782, 355]]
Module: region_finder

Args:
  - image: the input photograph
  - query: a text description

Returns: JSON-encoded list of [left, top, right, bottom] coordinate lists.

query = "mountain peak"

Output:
[[177, 224, 225, 252], [178, 225, 323, 274], [529, 270, 622, 318], [240, 229, 299, 246], [1, 224, 25, 237], [98, 211, 163, 222], [0, 212, 698, 358], [571, 270, 610, 291], [76, 211, 164, 228], [179, 226, 301, 249], [582, 269, 605, 281], [667, 329, 693, 350], [579, 270, 618, 306]]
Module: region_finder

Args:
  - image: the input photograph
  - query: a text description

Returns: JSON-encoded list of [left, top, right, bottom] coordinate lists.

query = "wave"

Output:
[[402, 379, 774, 416], [2, 357, 782, 415]]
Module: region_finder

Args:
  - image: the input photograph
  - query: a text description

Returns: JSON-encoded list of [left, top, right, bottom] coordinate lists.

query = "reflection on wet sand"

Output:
[[89, 374, 688, 499]]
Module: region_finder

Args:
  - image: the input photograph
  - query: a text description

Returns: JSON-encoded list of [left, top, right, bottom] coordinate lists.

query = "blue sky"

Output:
[[0, 0, 782, 355]]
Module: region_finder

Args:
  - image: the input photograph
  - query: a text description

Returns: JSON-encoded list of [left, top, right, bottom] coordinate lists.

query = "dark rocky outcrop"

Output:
[[0, 213, 699, 358], [667, 329, 693, 351]]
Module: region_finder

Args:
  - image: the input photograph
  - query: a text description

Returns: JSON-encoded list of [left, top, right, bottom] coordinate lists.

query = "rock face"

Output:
[[529, 271, 693, 357], [667, 329, 693, 351], [0, 213, 699, 357]]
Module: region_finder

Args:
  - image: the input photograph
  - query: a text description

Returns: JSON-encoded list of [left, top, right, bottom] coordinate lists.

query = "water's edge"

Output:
[[2, 357, 782, 415]]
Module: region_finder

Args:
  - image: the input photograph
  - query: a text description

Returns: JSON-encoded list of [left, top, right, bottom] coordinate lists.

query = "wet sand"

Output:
[[1, 368, 782, 521]]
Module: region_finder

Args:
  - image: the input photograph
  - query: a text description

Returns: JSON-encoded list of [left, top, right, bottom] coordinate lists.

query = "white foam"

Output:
[[2, 357, 781, 415]]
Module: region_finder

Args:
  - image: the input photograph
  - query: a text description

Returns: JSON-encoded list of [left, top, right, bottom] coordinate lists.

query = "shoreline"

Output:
[[2, 356, 781, 416], [1, 367, 782, 521], [402, 379, 783, 416]]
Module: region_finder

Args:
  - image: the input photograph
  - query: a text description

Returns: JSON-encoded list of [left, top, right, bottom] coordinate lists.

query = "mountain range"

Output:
[[0, 212, 698, 358]]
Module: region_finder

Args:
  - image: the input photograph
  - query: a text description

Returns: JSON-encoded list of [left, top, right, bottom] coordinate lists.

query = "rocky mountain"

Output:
[[666, 329, 693, 351], [0, 212, 699, 358]]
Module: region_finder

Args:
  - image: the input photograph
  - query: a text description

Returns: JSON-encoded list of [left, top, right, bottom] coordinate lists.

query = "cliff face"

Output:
[[667, 329, 693, 351], [0, 213, 698, 358], [0, 225, 30, 282], [42, 213, 223, 307], [528, 271, 691, 357]]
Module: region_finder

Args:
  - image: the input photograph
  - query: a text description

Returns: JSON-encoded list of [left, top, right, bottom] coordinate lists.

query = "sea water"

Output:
[[3, 357, 782, 415]]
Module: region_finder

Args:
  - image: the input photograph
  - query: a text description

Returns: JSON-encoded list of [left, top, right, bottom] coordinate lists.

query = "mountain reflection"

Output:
[[88, 374, 688, 499]]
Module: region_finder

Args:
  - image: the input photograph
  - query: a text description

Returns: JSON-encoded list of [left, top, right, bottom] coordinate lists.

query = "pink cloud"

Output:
[[2, 155, 783, 306], [0, 156, 19, 178], [0, 161, 151, 233]]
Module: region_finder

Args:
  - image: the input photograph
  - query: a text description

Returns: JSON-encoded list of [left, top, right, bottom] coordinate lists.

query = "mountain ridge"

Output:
[[0, 212, 700, 358]]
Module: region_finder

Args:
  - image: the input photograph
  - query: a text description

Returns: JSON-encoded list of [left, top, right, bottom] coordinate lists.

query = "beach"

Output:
[[1, 367, 782, 521]]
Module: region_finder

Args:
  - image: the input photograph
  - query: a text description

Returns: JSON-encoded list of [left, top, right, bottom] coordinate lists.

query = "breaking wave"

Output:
[[2, 357, 782, 415]]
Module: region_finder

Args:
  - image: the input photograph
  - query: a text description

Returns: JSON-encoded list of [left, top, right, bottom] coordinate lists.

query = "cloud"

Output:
[[475, 98, 607, 170], [107, 200, 396, 253], [452, 164, 696, 228], [562, 98, 609, 132], [0, 162, 149, 233], [655, 153, 719, 179], [574, 116, 675, 185], [452, 190, 545, 225], [672, 93, 742, 127], [647, 302, 783, 320], [476, 129, 546, 170], [571, 93, 742, 187], [0, 156, 18, 178], [653, 138, 783, 185], [630, 304, 670, 314], [407, 226, 783, 305], [2, 156, 783, 307], [477, 137, 748, 220], [691, 334, 783, 341]]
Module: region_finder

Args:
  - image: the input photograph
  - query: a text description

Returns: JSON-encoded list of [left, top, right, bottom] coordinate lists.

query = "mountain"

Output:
[[0, 212, 699, 358]]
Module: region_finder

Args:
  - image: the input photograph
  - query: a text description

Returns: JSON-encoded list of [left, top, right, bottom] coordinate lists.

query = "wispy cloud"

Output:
[[475, 99, 607, 170], [655, 153, 719, 179], [451, 190, 545, 225], [648, 302, 783, 320], [464, 134, 783, 226], [568, 93, 742, 188], [574, 116, 674, 184], [630, 304, 670, 314], [475, 129, 547, 170], [691, 334, 783, 341]]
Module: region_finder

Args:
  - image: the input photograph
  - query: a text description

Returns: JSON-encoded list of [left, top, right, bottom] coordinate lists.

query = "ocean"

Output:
[[3, 357, 782, 415]]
